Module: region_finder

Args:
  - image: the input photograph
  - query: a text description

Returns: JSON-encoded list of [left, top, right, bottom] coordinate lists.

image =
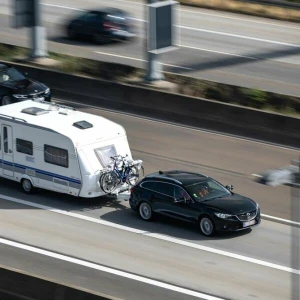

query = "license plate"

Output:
[[243, 219, 256, 227]]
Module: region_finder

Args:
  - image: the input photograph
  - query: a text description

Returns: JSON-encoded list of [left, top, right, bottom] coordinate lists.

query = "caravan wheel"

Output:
[[21, 179, 33, 194]]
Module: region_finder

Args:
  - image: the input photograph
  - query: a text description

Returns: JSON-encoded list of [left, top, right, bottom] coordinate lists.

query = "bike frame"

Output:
[[112, 158, 134, 183]]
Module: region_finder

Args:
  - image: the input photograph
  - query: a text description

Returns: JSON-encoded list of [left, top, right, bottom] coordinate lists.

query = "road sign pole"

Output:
[[145, 0, 164, 82], [30, 0, 47, 58]]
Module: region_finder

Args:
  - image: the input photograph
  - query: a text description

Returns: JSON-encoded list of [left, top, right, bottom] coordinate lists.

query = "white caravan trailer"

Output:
[[0, 99, 133, 198]]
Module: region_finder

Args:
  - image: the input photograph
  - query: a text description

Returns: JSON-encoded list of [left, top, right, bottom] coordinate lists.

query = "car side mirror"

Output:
[[174, 197, 186, 204], [226, 185, 234, 191]]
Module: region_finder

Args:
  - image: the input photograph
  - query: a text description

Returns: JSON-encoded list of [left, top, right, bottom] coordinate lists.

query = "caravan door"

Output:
[[1, 125, 14, 177]]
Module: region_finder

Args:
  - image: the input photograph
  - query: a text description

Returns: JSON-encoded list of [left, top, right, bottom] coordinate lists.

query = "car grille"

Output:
[[28, 91, 45, 99], [236, 210, 257, 221]]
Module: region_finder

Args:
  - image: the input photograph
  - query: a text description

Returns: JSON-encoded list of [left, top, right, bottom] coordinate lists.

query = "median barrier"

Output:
[[0, 266, 114, 300], [5, 61, 300, 148]]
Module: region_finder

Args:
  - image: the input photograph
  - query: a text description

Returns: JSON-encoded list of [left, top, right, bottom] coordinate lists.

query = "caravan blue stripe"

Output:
[[0, 159, 81, 184]]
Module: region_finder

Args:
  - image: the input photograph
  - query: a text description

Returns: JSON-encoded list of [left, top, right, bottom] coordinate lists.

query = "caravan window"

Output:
[[44, 145, 69, 168], [16, 139, 33, 155], [95, 145, 117, 167], [3, 127, 8, 153]]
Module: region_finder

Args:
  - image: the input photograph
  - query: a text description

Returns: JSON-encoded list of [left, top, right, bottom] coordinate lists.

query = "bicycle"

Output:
[[100, 155, 144, 194]]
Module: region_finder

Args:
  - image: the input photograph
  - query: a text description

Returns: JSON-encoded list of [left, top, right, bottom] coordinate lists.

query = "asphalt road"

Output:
[[0, 100, 299, 299], [0, 198, 299, 300], [0, 0, 300, 96]]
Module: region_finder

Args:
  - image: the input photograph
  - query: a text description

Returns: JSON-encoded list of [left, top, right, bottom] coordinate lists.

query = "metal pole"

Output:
[[291, 160, 300, 300], [30, 0, 47, 58], [145, 0, 164, 82]]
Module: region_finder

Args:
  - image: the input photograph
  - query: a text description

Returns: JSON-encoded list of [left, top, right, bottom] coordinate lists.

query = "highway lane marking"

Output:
[[94, 51, 193, 70], [178, 25, 300, 48], [178, 44, 257, 60], [54, 98, 300, 152], [1, 194, 300, 275], [43, 1, 300, 30], [96, 47, 258, 62], [41, 3, 300, 49], [0, 238, 225, 300]]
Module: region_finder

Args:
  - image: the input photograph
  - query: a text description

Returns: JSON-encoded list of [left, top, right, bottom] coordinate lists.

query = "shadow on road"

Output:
[[166, 45, 300, 74], [0, 177, 252, 242], [99, 204, 253, 241]]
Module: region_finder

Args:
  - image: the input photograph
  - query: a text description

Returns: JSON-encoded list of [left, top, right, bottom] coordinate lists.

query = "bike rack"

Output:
[[99, 156, 144, 198]]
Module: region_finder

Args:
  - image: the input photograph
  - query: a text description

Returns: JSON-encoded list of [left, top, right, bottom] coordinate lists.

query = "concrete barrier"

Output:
[[0, 266, 113, 300], [4, 61, 300, 148]]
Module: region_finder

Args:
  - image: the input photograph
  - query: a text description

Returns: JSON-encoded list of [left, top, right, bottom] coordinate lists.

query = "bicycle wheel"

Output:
[[100, 171, 119, 193], [126, 166, 140, 186]]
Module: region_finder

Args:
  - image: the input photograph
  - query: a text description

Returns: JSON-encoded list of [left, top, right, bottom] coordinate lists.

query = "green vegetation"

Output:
[[178, 0, 300, 23], [0, 43, 299, 117]]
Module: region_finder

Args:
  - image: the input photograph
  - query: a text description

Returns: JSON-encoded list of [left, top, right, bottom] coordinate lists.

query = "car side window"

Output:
[[154, 182, 173, 197], [141, 181, 157, 191], [173, 186, 191, 200]]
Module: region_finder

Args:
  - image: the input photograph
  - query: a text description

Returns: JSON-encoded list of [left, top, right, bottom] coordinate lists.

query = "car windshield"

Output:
[[185, 178, 231, 202], [0, 67, 25, 83]]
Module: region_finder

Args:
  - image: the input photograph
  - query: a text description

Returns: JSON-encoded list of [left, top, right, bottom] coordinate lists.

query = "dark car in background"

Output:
[[0, 63, 51, 106], [65, 8, 136, 44], [129, 170, 261, 236]]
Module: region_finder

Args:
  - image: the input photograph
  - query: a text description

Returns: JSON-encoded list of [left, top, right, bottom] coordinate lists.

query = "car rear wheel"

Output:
[[2, 96, 12, 106], [199, 216, 215, 237], [93, 33, 108, 44], [67, 27, 76, 39], [139, 202, 153, 221], [21, 179, 34, 194]]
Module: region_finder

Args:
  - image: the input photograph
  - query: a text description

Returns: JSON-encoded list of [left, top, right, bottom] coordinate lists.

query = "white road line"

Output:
[[261, 214, 300, 226], [43, 1, 300, 30], [94, 51, 193, 70], [0, 238, 224, 300], [178, 25, 300, 48], [1, 194, 300, 275], [56, 98, 299, 152], [179, 9, 300, 30], [42, 3, 300, 48], [42, 3, 84, 11], [178, 44, 257, 60]]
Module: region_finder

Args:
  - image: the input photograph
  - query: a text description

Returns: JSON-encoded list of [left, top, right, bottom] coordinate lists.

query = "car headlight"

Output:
[[214, 212, 232, 219], [13, 94, 28, 99], [44, 88, 50, 94]]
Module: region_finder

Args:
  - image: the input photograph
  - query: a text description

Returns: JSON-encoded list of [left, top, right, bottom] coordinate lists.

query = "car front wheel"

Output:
[[199, 216, 215, 237], [2, 96, 12, 106], [139, 202, 153, 221]]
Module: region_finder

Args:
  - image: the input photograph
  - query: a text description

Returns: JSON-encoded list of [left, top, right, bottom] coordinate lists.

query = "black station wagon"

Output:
[[129, 170, 261, 236]]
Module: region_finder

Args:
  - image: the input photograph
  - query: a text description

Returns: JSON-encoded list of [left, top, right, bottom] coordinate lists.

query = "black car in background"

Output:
[[65, 8, 136, 44], [0, 63, 51, 106], [129, 170, 261, 236]]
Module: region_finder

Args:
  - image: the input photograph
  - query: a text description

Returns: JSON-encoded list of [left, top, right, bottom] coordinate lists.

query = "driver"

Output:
[[198, 184, 209, 198]]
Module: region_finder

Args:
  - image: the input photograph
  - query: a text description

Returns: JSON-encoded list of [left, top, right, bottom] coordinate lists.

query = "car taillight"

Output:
[[103, 22, 119, 30]]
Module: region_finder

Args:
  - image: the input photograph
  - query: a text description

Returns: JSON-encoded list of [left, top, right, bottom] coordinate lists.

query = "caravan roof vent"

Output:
[[21, 107, 49, 116], [73, 120, 93, 129]]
